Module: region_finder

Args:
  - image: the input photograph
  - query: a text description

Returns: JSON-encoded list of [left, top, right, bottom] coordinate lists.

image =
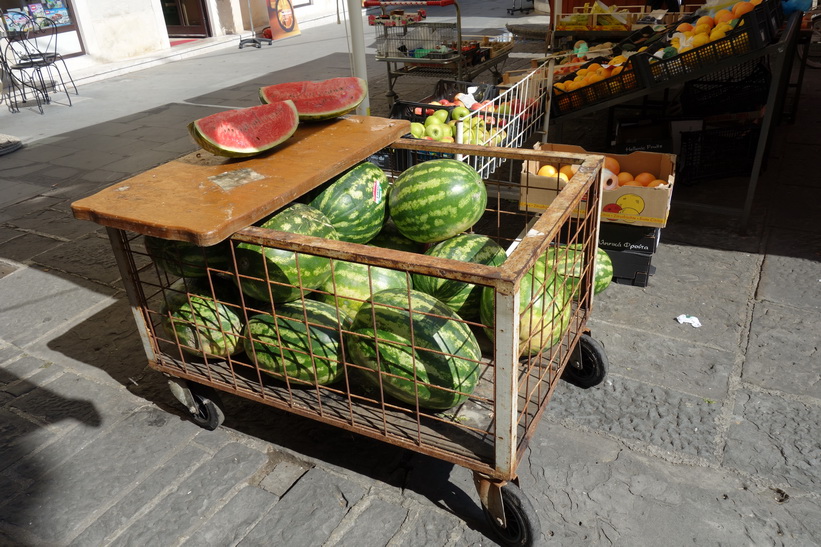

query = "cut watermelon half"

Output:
[[188, 100, 299, 158], [258, 77, 368, 122]]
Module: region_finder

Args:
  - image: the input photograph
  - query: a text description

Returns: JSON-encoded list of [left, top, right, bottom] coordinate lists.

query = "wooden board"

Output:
[[71, 116, 410, 246]]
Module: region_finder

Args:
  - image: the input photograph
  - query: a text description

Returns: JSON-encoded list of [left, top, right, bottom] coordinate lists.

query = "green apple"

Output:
[[496, 102, 512, 115], [432, 109, 450, 123], [451, 106, 470, 121], [440, 124, 453, 138], [425, 123, 445, 140], [425, 115, 443, 127], [410, 122, 426, 139]]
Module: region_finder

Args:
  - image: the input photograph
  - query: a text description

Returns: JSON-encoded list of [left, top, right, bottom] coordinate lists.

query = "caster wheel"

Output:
[[483, 482, 541, 546], [562, 334, 607, 388], [188, 384, 225, 430]]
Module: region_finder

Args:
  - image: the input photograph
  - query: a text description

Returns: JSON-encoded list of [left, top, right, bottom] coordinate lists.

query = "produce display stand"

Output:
[[365, 0, 514, 103], [71, 114, 609, 545], [548, 10, 802, 233]]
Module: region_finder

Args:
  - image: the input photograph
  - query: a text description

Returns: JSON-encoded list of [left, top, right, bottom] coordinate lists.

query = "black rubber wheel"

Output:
[[483, 482, 541, 547], [188, 384, 225, 431], [562, 334, 607, 389]]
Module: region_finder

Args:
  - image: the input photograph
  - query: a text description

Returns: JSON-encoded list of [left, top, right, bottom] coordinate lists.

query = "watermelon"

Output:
[[347, 289, 481, 410], [546, 244, 613, 296], [234, 203, 339, 303], [160, 279, 244, 358], [480, 268, 572, 356], [412, 234, 507, 320], [144, 236, 231, 278], [317, 260, 410, 321], [243, 300, 349, 386], [368, 220, 424, 253], [309, 162, 389, 244], [188, 101, 299, 158], [388, 159, 487, 244], [259, 77, 368, 121]]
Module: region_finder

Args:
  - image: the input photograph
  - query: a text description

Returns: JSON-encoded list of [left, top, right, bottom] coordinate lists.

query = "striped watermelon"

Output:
[[309, 162, 389, 244], [388, 159, 487, 244], [546, 244, 613, 296], [347, 289, 481, 410], [160, 279, 244, 358], [480, 268, 572, 356], [368, 220, 424, 253], [234, 203, 339, 303], [243, 300, 349, 386], [317, 260, 410, 321], [412, 234, 507, 320], [144, 236, 231, 278]]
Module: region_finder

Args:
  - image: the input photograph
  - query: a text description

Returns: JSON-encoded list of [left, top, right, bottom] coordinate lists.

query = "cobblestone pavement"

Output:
[[1, 4, 820, 545]]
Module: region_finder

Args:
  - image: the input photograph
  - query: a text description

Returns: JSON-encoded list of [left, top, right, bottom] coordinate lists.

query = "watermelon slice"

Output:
[[188, 101, 299, 158], [258, 77, 368, 121]]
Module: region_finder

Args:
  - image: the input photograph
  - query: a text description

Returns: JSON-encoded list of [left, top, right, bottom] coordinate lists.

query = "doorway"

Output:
[[162, 0, 210, 37]]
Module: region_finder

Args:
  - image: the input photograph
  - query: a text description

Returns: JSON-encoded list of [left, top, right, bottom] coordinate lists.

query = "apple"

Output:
[[496, 102, 512, 115], [451, 106, 470, 121], [441, 136, 455, 143], [425, 115, 443, 127], [432, 109, 450, 123], [425, 123, 445, 140], [410, 122, 426, 139]]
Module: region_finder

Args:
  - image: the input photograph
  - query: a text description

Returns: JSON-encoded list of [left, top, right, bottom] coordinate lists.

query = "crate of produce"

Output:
[[374, 21, 459, 62], [680, 58, 771, 116], [551, 54, 650, 117], [677, 123, 761, 184], [71, 118, 609, 540]]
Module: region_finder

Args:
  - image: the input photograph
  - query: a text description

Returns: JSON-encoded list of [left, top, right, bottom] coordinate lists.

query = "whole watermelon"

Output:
[[347, 289, 481, 410], [545, 244, 613, 296], [412, 234, 507, 320], [243, 300, 349, 386], [317, 260, 410, 321], [234, 204, 339, 303], [310, 162, 389, 244], [388, 159, 487, 244], [368, 219, 424, 253], [144, 235, 231, 278], [480, 267, 571, 356], [160, 279, 244, 358]]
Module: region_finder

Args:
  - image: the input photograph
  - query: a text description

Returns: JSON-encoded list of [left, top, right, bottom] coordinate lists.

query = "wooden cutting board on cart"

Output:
[[71, 116, 410, 246]]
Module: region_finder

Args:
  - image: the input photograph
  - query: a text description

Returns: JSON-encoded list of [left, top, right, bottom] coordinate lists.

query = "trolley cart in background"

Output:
[[71, 116, 608, 546], [366, 0, 514, 103]]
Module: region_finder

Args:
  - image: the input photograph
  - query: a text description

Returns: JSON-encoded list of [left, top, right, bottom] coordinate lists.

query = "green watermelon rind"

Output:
[[347, 289, 481, 410], [412, 234, 507, 320], [310, 162, 389, 244], [546, 244, 613, 296], [234, 203, 340, 303], [243, 300, 350, 386], [258, 77, 368, 122], [317, 260, 410, 321], [388, 159, 487, 244], [368, 220, 424, 253], [144, 236, 231, 278], [188, 100, 299, 158]]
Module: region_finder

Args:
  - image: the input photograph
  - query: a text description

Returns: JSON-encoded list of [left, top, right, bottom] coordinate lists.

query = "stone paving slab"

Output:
[[181, 484, 280, 546], [759, 227, 821, 311]]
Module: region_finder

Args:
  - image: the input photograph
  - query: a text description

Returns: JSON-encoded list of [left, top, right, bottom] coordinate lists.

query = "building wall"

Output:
[[72, 0, 169, 62]]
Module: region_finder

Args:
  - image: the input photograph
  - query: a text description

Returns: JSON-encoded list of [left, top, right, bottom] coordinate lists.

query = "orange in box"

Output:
[[520, 143, 676, 228]]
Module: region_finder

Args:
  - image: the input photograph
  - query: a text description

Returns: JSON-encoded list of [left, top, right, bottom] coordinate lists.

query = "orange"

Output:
[[733, 1, 755, 17], [647, 179, 666, 187], [696, 15, 715, 28], [611, 65, 624, 76], [621, 181, 644, 187], [596, 66, 613, 78], [714, 9, 734, 24], [750, 0, 762, 4], [617, 172, 634, 185], [693, 23, 712, 35], [564, 81, 578, 92], [538, 164, 559, 177], [676, 22, 694, 32], [560, 164, 579, 180], [710, 29, 727, 41], [577, 68, 590, 78], [587, 62, 602, 71], [634, 172, 657, 185], [609, 55, 628, 66], [604, 156, 621, 174], [585, 73, 605, 85], [692, 32, 710, 48]]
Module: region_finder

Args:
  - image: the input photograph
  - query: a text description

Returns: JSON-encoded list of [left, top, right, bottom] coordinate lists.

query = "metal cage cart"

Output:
[[71, 116, 608, 546], [366, 0, 514, 102]]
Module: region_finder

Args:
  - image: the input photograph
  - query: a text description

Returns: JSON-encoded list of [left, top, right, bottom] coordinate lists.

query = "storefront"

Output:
[[1, 0, 85, 56]]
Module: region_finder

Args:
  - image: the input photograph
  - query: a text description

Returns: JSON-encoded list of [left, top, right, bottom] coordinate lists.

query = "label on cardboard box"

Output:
[[520, 143, 676, 229]]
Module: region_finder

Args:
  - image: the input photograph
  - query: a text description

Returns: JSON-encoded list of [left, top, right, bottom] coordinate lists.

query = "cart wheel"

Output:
[[562, 334, 607, 389], [188, 384, 225, 431], [483, 482, 541, 546]]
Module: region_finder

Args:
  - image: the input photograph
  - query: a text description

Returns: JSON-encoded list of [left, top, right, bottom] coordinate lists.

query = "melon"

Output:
[[188, 101, 299, 158], [259, 77, 368, 121]]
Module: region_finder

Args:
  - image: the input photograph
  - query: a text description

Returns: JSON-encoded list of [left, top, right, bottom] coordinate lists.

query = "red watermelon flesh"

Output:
[[258, 77, 367, 121], [188, 100, 299, 158]]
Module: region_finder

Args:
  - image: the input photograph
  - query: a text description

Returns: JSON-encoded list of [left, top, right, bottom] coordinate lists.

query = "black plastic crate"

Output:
[[681, 59, 771, 116], [389, 79, 499, 124], [677, 123, 761, 184], [599, 223, 661, 254], [551, 55, 650, 117], [603, 248, 656, 287]]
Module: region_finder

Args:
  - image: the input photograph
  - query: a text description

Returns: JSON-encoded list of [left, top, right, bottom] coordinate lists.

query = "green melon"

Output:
[[317, 260, 410, 321], [347, 289, 481, 410], [144, 236, 231, 278], [234, 203, 339, 303], [546, 244, 613, 296], [368, 220, 424, 253]]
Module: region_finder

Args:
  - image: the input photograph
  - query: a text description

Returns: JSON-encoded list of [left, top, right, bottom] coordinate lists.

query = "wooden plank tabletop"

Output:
[[71, 116, 410, 246]]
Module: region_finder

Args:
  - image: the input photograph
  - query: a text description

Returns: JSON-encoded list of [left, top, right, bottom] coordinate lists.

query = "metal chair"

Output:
[[1, 12, 46, 113], [31, 16, 78, 101]]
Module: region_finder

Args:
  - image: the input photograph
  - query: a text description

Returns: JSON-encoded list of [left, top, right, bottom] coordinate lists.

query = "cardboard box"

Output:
[[603, 248, 656, 287], [599, 223, 661, 254], [520, 143, 676, 228]]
